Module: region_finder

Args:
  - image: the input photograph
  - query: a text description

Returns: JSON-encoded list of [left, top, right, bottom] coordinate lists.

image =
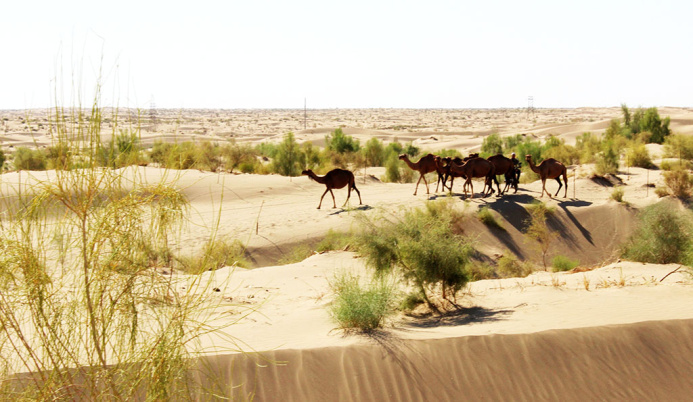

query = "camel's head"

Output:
[[301, 169, 312, 176], [398, 154, 407, 160], [525, 154, 532, 162]]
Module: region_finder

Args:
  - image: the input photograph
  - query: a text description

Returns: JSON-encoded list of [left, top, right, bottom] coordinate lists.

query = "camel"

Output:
[[441, 154, 478, 193], [487, 154, 516, 195], [434, 155, 453, 192], [302, 168, 362, 209], [525, 155, 568, 198], [448, 157, 495, 199], [399, 154, 442, 195]]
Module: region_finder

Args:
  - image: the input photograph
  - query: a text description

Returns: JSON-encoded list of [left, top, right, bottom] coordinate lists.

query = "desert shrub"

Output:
[[400, 291, 426, 311], [12, 147, 47, 170], [220, 142, 257, 172], [362, 137, 385, 167], [467, 263, 497, 281], [498, 255, 533, 278], [551, 255, 579, 272], [543, 143, 579, 166], [664, 134, 693, 160], [626, 143, 653, 168], [640, 107, 671, 144], [662, 168, 693, 199], [328, 273, 397, 332], [316, 229, 353, 252], [477, 207, 505, 231], [0, 149, 5, 171], [277, 244, 313, 265], [383, 153, 402, 182], [325, 127, 360, 153], [525, 201, 553, 270], [273, 132, 303, 176], [575, 132, 603, 164], [610, 187, 625, 203], [178, 238, 249, 274], [481, 133, 503, 156], [195, 141, 223, 172], [621, 201, 693, 264], [594, 145, 619, 175], [354, 201, 473, 310]]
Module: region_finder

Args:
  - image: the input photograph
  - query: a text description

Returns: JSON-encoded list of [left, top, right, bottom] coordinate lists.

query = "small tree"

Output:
[[13, 147, 47, 170], [525, 201, 553, 270], [481, 133, 503, 156], [325, 127, 360, 153], [273, 132, 303, 176]]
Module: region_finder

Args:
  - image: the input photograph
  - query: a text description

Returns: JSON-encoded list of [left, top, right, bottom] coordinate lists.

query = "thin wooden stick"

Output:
[[660, 265, 682, 282]]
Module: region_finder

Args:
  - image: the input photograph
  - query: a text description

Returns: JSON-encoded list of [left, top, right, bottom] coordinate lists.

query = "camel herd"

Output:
[[302, 153, 568, 209]]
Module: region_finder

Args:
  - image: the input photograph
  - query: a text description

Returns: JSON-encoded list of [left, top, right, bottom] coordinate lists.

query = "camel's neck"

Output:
[[527, 159, 540, 174], [307, 171, 327, 184], [401, 156, 418, 170]]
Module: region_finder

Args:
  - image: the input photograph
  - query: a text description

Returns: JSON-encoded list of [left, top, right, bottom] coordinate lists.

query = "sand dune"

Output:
[[2, 107, 693, 399]]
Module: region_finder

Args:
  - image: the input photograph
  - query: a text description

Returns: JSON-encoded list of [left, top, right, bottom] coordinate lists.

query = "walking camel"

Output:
[[302, 168, 362, 209], [525, 155, 568, 198], [487, 154, 516, 195], [448, 158, 495, 199], [399, 154, 443, 195]]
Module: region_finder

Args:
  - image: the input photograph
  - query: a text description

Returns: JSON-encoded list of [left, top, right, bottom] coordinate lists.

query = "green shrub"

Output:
[[498, 255, 533, 278], [12, 147, 47, 170], [477, 207, 505, 231], [354, 201, 473, 310], [467, 263, 498, 281], [329, 273, 397, 332], [383, 153, 402, 182], [272, 132, 303, 176], [611, 187, 625, 203], [178, 238, 249, 274], [525, 201, 553, 270], [325, 127, 360, 153], [626, 143, 653, 168], [595, 146, 619, 175], [277, 244, 313, 265], [400, 291, 426, 312], [664, 134, 693, 160], [662, 168, 693, 199], [316, 229, 353, 252], [551, 255, 579, 272], [481, 133, 503, 156], [621, 201, 693, 264]]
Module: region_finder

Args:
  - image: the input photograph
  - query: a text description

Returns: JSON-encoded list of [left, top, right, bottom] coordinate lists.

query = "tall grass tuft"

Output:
[[329, 273, 398, 332], [552, 255, 579, 272], [0, 74, 235, 399]]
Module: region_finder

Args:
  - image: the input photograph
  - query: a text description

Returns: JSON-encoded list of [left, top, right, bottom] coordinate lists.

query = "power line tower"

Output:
[[527, 96, 535, 119], [149, 97, 158, 132]]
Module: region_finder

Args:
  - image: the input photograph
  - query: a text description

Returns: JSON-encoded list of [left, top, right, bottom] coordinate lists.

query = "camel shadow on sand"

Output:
[[403, 306, 513, 329], [328, 204, 373, 216]]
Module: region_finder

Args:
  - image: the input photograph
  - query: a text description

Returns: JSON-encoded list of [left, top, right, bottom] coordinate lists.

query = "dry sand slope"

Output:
[[153, 161, 692, 401]]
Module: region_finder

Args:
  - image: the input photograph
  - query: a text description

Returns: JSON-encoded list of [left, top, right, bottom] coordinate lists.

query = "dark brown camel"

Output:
[[487, 154, 516, 195], [302, 168, 362, 209], [399, 154, 441, 195], [434, 155, 453, 192], [525, 155, 568, 198], [448, 157, 495, 199], [442, 154, 478, 193]]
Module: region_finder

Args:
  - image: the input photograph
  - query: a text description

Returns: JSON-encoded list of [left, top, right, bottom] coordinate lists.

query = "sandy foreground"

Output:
[[2, 107, 693, 400]]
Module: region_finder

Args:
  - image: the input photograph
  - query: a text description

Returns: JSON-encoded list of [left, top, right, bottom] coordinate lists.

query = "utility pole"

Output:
[[527, 96, 535, 119]]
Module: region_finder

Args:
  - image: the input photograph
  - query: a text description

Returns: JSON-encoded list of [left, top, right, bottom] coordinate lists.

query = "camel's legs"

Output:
[[554, 177, 563, 197], [540, 179, 547, 198], [353, 184, 362, 204], [318, 189, 330, 209], [413, 175, 424, 195], [329, 189, 337, 208]]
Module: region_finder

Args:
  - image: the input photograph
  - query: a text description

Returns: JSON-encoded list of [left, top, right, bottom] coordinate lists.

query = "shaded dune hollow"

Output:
[[195, 319, 693, 401]]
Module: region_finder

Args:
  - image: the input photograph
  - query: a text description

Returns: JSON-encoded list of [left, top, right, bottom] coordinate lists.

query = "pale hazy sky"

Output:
[[2, 1, 692, 110]]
